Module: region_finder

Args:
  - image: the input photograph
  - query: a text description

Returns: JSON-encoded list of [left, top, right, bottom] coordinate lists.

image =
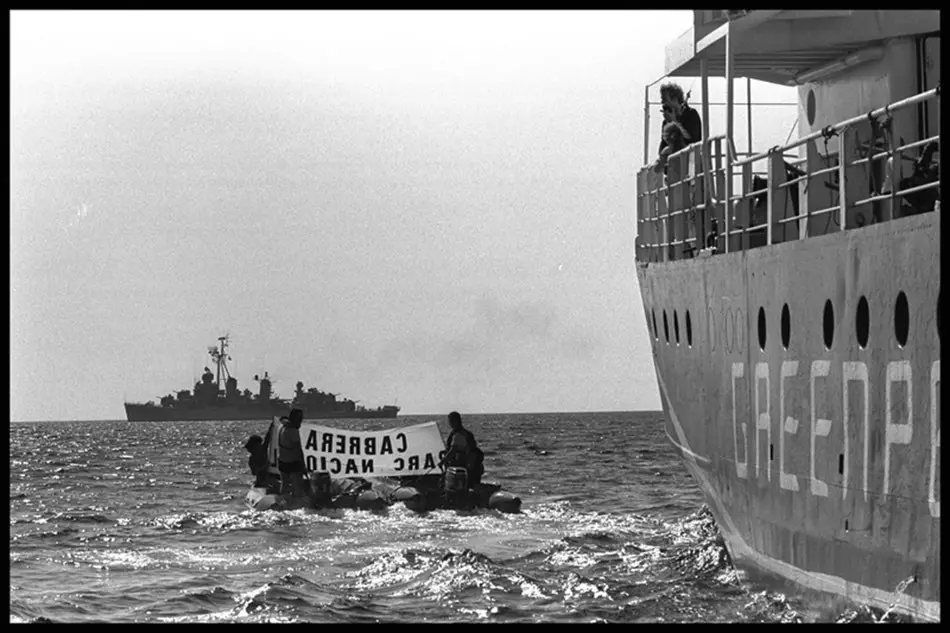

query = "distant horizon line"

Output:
[[11, 409, 664, 423]]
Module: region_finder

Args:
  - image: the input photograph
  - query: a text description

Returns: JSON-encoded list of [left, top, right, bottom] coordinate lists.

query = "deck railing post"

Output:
[[633, 171, 646, 261], [887, 140, 901, 221], [724, 22, 734, 253], [701, 58, 711, 249], [678, 152, 689, 257], [652, 171, 659, 261], [716, 138, 726, 251], [740, 161, 753, 251], [838, 130, 848, 230], [692, 144, 705, 250], [657, 176, 669, 263], [802, 139, 819, 237], [767, 150, 785, 245], [643, 85, 651, 167]]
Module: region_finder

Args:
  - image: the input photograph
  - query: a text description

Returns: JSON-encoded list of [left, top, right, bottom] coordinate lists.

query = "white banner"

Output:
[[297, 421, 446, 477], [266, 419, 280, 475]]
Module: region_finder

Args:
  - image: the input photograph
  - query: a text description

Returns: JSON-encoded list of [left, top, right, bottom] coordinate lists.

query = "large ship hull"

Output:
[[124, 403, 399, 422], [636, 212, 939, 620]]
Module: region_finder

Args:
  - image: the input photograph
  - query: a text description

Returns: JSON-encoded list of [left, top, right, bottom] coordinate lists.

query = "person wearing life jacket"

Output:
[[441, 411, 484, 488], [278, 409, 307, 497], [244, 434, 269, 487]]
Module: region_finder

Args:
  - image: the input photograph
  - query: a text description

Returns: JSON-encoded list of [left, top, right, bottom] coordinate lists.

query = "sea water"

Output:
[[9, 412, 900, 623]]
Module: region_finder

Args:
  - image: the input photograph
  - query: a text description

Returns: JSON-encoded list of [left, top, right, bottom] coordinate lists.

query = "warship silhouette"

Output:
[[124, 335, 399, 421]]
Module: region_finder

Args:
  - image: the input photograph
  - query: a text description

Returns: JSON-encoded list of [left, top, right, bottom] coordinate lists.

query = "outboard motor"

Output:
[[444, 467, 468, 493], [443, 467, 470, 508], [309, 471, 332, 508]]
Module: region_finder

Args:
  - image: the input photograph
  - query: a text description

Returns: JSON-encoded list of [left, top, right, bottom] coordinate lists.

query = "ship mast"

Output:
[[208, 335, 232, 391]]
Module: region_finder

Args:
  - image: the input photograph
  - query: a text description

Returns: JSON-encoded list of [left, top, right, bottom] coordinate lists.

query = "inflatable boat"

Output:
[[243, 474, 389, 512], [372, 471, 522, 513], [244, 471, 521, 514], [242, 419, 520, 513]]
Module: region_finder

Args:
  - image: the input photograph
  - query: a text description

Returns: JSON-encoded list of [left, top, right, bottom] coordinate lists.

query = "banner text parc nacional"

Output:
[[298, 421, 446, 477]]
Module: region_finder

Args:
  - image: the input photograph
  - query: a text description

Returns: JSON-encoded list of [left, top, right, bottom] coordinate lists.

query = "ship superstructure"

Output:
[[124, 335, 399, 421], [634, 11, 939, 620]]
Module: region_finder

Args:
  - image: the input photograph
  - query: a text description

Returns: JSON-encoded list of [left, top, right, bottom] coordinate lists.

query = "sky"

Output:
[[10, 10, 798, 421]]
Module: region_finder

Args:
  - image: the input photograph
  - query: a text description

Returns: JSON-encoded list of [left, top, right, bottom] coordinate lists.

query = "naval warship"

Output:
[[124, 335, 400, 421]]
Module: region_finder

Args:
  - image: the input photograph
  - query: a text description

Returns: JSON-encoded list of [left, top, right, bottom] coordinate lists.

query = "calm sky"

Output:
[[11, 10, 796, 421]]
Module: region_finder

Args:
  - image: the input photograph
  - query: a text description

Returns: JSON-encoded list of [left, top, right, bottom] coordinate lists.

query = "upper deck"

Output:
[[636, 10, 940, 264], [663, 10, 938, 84]]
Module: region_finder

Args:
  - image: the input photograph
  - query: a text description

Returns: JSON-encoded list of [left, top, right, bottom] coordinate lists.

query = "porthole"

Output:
[[663, 310, 670, 343], [895, 291, 909, 347], [757, 307, 767, 350], [781, 303, 791, 349], [686, 310, 693, 347], [806, 88, 817, 127], [823, 299, 835, 349], [856, 296, 870, 349], [652, 309, 659, 340], [674, 310, 681, 345]]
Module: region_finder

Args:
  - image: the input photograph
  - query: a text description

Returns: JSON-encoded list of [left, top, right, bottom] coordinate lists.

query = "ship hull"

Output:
[[124, 403, 399, 422], [636, 212, 940, 621]]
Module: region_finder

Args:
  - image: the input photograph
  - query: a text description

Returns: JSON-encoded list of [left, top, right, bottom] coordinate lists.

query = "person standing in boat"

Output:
[[244, 434, 270, 487], [278, 409, 308, 498], [441, 411, 484, 488]]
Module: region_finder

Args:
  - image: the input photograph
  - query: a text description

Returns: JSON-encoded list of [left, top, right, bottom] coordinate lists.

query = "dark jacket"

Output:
[[444, 428, 484, 469], [658, 105, 702, 154], [248, 446, 268, 476], [444, 428, 485, 488], [278, 423, 304, 468]]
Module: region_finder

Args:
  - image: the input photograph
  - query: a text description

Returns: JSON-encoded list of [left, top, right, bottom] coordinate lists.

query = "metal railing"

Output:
[[635, 87, 940, 263]]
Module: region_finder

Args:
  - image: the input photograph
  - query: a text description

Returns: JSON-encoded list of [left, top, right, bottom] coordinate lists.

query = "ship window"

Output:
[[895, 291, 910, 347], [686, 310, 693, 347], [838, 454, 844, 475], [652, 308, 659, 340], [663, 310, 670, 343], [674, 310, 681, 345], [781, 303, 791, 349], [823, 300, 835, 349], [938, 289, 941, 340], [856, 296, 870, 348], [757, 307, 767, 350], [769, 443, 774, 461], [806, 89, 816, 127]]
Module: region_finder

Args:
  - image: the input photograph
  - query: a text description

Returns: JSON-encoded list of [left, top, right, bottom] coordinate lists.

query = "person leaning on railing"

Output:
[[657, 82, 702, 156], [654, 121, 689, 181]]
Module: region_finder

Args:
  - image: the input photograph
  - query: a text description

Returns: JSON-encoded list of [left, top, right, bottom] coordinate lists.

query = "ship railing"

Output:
[[635, 86, 940, 263], [636, 135, 735, 262]]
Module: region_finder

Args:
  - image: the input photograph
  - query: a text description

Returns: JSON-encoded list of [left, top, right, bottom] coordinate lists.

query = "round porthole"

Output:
[[895, 291, 909, 347], [674, 310, 680, 345], [663, 310, 670, 343], [686, 310, 693, 347], [757, 307, 767, 350], [856, 296, 869, 349], [823, 299, 835, 349], [806, 88, 817, 127], [781, 303, 791, 349]]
